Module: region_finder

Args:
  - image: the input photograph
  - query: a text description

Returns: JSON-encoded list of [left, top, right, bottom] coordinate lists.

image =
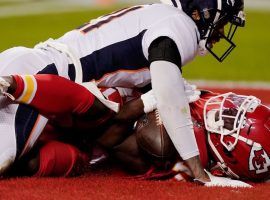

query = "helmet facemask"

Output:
[[203, 93, 261, 151], [203, 9, 246, 62], [203, 93, 270, 180]]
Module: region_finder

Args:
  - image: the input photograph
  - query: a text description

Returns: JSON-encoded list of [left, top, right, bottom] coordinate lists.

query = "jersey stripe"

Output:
[[79, 30, 149, 82], [171, 0, 178, 7], [95, 67, 149, 84], [15, 63, 59, 157], [19, 114, 42, 157], [15, 104, 40, 156], [38, 63, 59, 75], [18, 75, 37, 104]]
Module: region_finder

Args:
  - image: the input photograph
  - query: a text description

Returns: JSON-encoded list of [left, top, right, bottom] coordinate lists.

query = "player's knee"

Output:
[[34, 141, 89, 177]]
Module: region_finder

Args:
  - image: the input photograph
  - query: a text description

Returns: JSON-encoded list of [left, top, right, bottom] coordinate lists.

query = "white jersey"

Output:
[[56, 3, 199, 88], [0, 3, 199, 174]]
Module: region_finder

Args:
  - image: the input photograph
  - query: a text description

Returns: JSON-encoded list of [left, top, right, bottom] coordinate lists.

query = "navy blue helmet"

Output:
[[160, 0, 245, 62]]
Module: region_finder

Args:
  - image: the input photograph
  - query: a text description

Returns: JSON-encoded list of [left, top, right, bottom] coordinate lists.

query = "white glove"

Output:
[[141, 78, 200, 113], [200, 170, 252, 188], [183, 78, 201, 103], [141, 90, 157, 113], [0, 77, 14, 100]]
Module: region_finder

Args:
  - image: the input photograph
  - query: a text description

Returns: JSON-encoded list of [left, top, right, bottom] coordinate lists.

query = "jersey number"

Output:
[[78, 6, 143, 34]]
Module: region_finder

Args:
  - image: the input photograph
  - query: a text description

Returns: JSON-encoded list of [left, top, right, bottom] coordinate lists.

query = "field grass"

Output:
[[0, 8, 115, 50], [0, 8, 269, 82]]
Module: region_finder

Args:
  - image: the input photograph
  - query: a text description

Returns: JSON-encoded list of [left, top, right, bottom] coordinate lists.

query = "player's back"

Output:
[[56, 4, 199, 87]]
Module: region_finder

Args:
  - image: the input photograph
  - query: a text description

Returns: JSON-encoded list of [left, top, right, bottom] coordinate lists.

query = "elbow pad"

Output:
[[148, 37, 182, 69]]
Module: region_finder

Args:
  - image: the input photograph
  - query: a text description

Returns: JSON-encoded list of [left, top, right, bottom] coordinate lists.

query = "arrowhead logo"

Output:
[[249, 145, 270, 174]]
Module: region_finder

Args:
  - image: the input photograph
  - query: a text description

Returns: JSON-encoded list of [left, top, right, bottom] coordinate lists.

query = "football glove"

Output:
[[141, 90, 157, 113], [183, 78, 201, 103]]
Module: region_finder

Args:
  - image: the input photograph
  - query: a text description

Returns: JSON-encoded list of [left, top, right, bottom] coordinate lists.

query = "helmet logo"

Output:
[[249, 146, 270, 174], [227, 0, 235, 6]]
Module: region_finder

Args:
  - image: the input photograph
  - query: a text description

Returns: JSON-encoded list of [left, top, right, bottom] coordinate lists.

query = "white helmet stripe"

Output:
[[213, 0, 222, 23]]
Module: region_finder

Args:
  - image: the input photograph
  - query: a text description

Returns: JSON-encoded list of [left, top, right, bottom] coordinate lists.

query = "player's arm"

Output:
[[148, 36, 209, 182], [97, 89, 156, 148]]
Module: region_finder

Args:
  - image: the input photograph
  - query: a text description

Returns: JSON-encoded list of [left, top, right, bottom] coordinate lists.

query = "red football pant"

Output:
[[12, 74, 95, 116], [34, 141, 89, 177]]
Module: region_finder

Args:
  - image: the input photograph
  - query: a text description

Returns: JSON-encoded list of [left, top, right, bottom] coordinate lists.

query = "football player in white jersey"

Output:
[[0, 0, 246, 186]]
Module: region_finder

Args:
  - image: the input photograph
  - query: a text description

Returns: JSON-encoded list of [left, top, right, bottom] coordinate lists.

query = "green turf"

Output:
[[0, 8, 116, 50], [0, 8, 269, 82]]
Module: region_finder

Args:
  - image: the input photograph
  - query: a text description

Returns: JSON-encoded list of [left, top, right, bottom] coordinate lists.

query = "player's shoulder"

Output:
[[143, 3, 186, 18], [142, 4, 199, 65], [143, 3, 196, 32]]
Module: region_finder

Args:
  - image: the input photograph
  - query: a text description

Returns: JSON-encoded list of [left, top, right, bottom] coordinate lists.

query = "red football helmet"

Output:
[[203, 92, 270, 181]]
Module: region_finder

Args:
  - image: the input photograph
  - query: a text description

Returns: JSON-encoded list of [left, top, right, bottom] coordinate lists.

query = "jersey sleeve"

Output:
[[142, 12, 199, 66]]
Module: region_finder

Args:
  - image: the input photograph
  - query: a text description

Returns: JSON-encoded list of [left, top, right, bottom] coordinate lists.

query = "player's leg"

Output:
[[11, 140, 89, 177], [35, 141, 89, 177], [0, 46, 69, 174], [2, 74, 111, 120]]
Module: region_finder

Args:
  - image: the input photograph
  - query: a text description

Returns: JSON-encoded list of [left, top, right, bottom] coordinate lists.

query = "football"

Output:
[[135, 110, 176, 159]]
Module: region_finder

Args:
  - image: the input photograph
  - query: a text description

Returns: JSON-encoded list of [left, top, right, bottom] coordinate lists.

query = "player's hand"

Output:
[[196, 170, 252, 188], [141, 90, 157, 113], [182, 78, 201, 103]]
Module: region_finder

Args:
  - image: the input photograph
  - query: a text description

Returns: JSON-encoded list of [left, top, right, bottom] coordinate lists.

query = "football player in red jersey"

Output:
[[0, 74, 259, 187], [197, 91, 270, 181], [0, 74, 151, 177], [127, 91, 270, 183]]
